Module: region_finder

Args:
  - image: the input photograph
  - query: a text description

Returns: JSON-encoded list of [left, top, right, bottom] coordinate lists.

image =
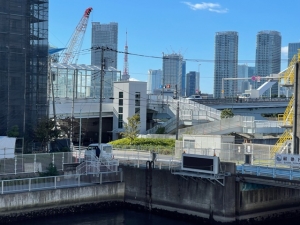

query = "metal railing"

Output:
[[0, 172, 123, 194], [237, 164, 300, 181], [178, 115, 283, 137], [146, 95, 222, 134]]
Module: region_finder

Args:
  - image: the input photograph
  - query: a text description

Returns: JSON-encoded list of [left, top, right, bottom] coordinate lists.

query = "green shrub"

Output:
[[109, 138, 175, 155], [39, 163, 59, 177]]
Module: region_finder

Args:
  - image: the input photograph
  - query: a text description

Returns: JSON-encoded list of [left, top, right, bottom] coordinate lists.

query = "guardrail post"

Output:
[[29, 178, 31, 192], [241, 164, 244, 174], [54, 177, 57, 189], [272, 168, 276, 178]]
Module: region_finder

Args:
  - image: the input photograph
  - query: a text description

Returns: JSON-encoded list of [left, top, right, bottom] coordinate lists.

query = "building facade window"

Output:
[[183, 139, 195, 149], [118, 114, 123, 129]]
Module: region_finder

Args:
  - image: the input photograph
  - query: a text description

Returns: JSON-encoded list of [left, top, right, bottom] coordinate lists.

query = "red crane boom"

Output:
[[60, 7, 93, 64]]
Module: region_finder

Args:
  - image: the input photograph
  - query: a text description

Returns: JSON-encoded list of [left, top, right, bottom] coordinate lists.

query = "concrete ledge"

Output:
[[0, 182, 125, 213]]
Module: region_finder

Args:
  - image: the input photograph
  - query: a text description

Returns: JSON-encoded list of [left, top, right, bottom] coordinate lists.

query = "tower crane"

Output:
[[60, 7, 93, 64]]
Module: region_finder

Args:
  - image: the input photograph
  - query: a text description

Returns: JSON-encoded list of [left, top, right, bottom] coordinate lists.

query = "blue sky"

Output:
[[49, 0, 300, 94]]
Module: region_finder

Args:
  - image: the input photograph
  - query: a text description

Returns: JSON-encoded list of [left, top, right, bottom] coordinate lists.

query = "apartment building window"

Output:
[[135, 92, 140, 106]]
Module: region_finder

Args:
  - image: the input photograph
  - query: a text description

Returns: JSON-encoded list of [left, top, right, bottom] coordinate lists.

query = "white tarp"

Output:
[[0, 136, 16, 159]]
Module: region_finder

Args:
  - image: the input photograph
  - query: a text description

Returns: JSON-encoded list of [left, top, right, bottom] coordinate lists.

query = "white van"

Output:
[[85, 143, 113, 160]]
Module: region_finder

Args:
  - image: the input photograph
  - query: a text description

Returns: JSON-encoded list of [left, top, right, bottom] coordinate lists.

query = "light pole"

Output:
[[98, 46, 105, 144]]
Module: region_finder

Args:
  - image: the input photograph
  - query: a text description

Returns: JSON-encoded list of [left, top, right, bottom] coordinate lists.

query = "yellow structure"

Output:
[[271, 50, 300, 157]]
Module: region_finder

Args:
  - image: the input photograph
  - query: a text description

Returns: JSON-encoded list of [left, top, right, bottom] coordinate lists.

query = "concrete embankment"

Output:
[[121, 164, 300, 224], [1, 165, 300, 224], [0, 182, 124, 215]]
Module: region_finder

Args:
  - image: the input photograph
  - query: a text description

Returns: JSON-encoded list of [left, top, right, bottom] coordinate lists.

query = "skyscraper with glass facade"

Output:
[[147, 69, 163, 94], [0, 0, 49, 137], [288, 42, 300, 65], [91, 22, 119, 99], [186, 71, 198, 97], [255, 30, 281, 97], [91, 22, 118, 68], [214, 31, 238, 98], [162, 53, 184, 96]]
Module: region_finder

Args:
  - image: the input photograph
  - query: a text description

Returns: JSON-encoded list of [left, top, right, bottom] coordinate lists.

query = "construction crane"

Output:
[[271, 50, 300, 156], [60, 7, 93, 64]]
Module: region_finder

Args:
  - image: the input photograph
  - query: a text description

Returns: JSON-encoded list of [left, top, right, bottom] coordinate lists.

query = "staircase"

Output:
[[271, 50, 299, 156], [146, 96, 221, 134], [257, 79, 277, 96]]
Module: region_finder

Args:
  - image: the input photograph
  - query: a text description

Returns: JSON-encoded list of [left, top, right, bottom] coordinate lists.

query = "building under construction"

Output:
[[0, 0, 49, 137]]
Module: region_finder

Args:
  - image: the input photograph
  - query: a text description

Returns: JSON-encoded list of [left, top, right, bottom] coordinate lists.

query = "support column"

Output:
[[293, 62, 300, 154]]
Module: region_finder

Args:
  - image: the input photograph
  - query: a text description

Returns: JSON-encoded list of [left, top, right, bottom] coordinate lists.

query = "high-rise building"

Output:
[[91, 22, 118, 99], [162, 53, 184, 96], [237, 64, 248, 94], [288, 42, 300, 65], [247, 66, 256, 89], [186, 71, 198, 97], [214, 31, 238, 98], [0, 0, 49, 137], [91, 22, 118, 68], [147, 69, 163, 94], [255, 30, 281, 97], [181, 61, 186, 96]]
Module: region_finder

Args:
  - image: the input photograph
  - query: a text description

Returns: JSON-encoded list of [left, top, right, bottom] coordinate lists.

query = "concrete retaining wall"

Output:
[[0, 182, 124, 213], [121, 163, 237, 223], [238, 185, 300, 217]]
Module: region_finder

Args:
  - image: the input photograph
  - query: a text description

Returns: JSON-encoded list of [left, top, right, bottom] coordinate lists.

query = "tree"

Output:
[[121, 114, 140, 144], [7, 125, 19, 137], [221, 109, 234, 119], [34, 118, 60, 149]]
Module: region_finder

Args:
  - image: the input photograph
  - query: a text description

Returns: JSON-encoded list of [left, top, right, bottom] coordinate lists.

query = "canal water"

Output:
[[21, 209, 199, 225], [17, 207, 300, 225]]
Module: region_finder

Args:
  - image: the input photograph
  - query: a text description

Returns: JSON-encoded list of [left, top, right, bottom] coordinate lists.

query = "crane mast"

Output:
[[60, 7, 93, 64]]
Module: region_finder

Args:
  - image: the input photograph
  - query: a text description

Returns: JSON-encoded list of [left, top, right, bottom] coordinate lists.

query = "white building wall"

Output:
[[112, 81, 147, 140]]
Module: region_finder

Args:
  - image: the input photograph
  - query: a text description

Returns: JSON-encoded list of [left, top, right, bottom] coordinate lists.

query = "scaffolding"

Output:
[[0, 0, 49, 137]]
